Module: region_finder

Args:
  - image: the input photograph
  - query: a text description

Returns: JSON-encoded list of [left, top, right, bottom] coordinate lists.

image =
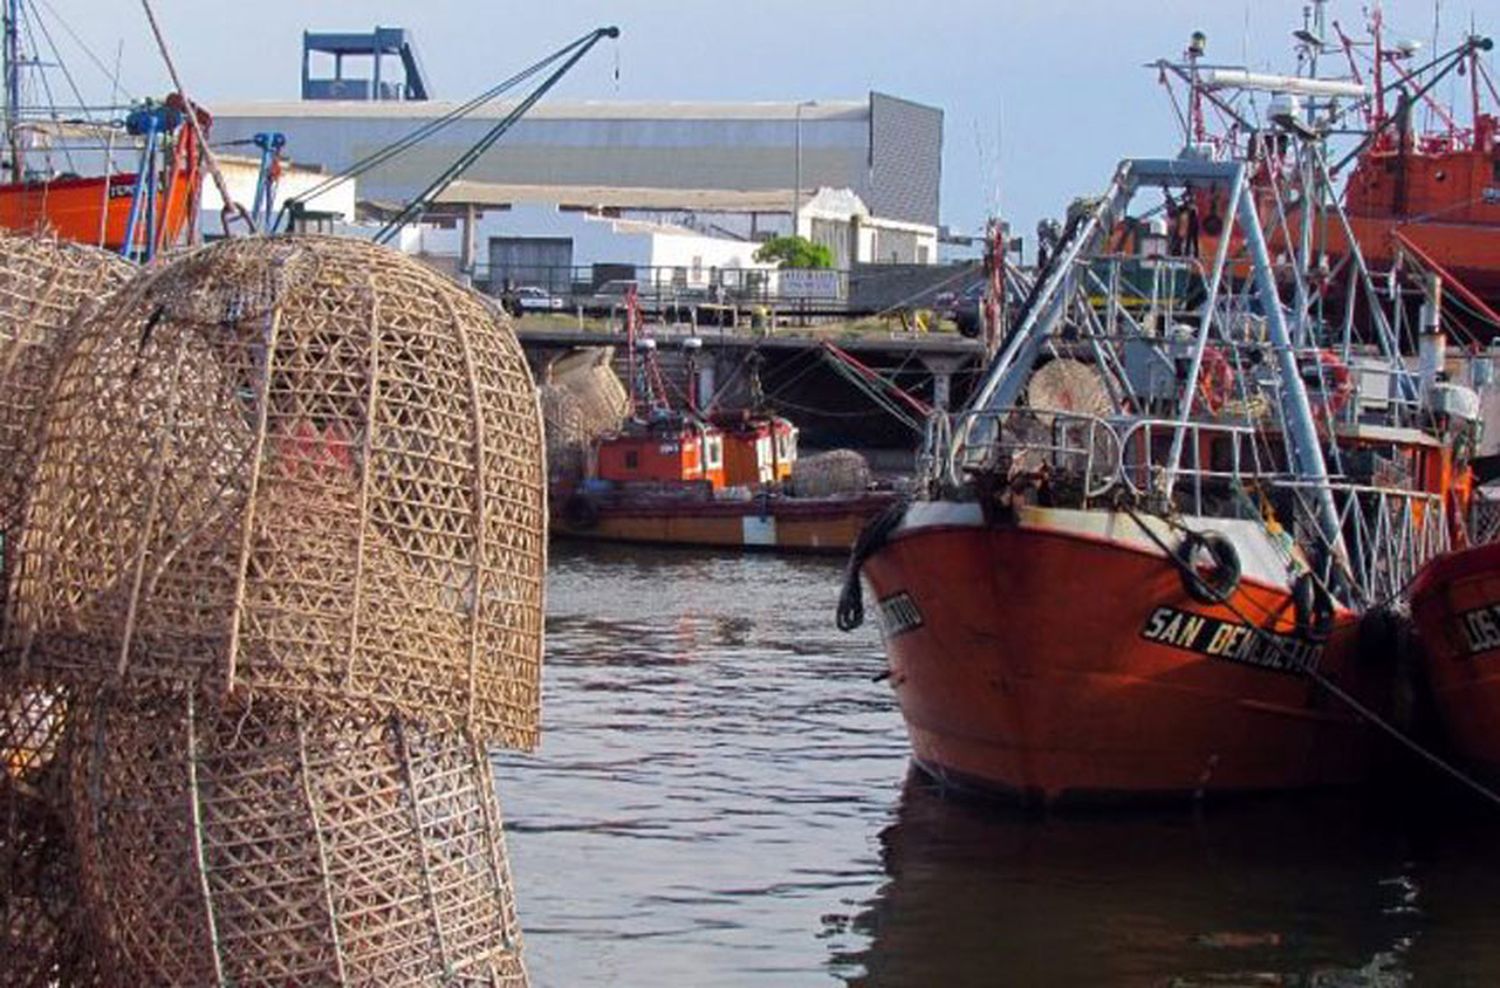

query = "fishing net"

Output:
[[6, 235, 546, 749], [68, 687, 527, 987], [0, 234, 133, 650], [789, 449, 872, 498], [540, 347, 629, 484]]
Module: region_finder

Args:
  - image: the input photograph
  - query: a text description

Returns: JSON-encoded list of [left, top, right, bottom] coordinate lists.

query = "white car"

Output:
[[513, 286, 564, 311]]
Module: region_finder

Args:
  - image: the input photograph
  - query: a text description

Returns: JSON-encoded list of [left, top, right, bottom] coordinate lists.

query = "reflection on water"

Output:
[[497, 544, 1500, 987]]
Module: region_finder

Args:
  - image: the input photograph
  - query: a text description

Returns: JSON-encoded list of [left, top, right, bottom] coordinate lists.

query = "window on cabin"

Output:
[[625, 450, 639, 470], [705, 437, 723, 470], [1493, 159, 1500, 183]]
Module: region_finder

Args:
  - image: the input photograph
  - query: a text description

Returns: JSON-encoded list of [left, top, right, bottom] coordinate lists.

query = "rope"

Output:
[[836, 497, 909, 632], [1122, 504, 1500, 810]]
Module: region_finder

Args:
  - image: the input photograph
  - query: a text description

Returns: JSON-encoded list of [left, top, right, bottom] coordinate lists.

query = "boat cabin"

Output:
[[595, 418, 726, 491], [716, 415, 798, 488]]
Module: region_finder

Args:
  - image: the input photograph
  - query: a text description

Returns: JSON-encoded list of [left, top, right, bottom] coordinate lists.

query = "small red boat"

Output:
[[548, 293, 900, 554], [1410, 539, 1500, 775]]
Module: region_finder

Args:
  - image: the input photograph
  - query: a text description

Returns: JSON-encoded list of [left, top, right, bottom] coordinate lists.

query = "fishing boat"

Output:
[[1, 0, 207, 256], [546, 292, 900, 554], [1153, 4, 1500, 328], [1409, 535, 1500, 777], [839, 146, 1478, 803]]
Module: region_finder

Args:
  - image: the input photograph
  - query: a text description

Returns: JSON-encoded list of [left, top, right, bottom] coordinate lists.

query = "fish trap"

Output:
[[789, 449, 872, 498], [7, 236, 546, 748], [68, 687, 528, 987], [2, 677, 95, 988], [0, 234, 133, 650], [540, 348, 629, 483]]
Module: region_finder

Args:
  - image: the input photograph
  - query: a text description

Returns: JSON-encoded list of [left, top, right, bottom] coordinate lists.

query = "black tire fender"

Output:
[[1175, 530, 1241, 605]]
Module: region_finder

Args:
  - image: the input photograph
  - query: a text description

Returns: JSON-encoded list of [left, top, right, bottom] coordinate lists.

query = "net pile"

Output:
[[539, 347, 629, 484], [68, 689, 526, 987], [7, 235, 546, 747], [789, 449, 872, 498], [1, 235, 543, 985]]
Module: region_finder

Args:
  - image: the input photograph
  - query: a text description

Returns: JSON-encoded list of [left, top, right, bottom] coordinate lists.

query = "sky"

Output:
[[18, 0, 1499, 246]]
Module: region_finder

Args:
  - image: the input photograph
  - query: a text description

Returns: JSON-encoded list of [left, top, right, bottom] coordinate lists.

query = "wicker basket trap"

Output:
[[6, 235, 545, 747], [0, 234, 133, 646], [68, 687, 527, 987], [539, 347, 629, 483], [2, 679, 95, 988]]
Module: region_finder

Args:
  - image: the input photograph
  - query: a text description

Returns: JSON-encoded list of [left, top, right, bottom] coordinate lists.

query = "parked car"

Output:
[[583, 279, 641, 315], [513, 286, 564, 311]]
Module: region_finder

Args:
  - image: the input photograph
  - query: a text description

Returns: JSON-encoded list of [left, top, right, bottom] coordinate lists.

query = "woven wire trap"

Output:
[[0, 234, 133, 645], [68, 687, 527, 987], [7, 235, 546, 748], [2, 681, 96, 988]]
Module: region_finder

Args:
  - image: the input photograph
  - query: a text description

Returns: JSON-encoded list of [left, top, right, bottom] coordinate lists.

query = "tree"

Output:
[[753, 235, 834, 269]]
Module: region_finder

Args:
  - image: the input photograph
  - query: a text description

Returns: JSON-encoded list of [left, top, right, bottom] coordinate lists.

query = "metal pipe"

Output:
[[1236, 180, 1347, 565]]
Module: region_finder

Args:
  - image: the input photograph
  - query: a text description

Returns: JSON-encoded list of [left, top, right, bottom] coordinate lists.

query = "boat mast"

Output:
[[4, 0, 20, 182]]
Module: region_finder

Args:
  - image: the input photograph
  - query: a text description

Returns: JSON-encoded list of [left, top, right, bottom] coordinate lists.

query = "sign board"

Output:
[[779, 269, 843, 300]]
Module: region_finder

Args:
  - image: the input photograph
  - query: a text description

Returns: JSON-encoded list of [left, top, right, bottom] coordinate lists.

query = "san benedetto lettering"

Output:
[[1140, 605, 1323, 674]]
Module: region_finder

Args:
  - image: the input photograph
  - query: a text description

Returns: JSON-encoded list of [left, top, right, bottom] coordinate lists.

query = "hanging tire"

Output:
[[1293, 571, 1336, 642], [562, 493, 599, 531], [1175, 530, 1241, 605]]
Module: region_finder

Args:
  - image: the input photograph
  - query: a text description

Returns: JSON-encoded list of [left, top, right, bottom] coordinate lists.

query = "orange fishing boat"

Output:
[[1154, 7, 1500, 321], [3, 0, 207, 254], [1410, 538, 1500, 777], [0, 95, 207, 255], [841, 153, 1475, 804]]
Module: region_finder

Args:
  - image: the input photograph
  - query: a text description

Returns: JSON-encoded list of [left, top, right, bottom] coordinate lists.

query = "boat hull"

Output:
[[1410, 541, 1500, 776], [553, 491, 898, 554], [0, 172, 193, 253], [863, 504, 1375, 803]]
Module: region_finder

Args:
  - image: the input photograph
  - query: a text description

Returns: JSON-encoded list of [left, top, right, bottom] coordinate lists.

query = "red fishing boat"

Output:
[[2, 0, 207, 255], [841, 152, 1476, 804], [1155, 6, 1500, 324], [1410, 537, 1500, 776]]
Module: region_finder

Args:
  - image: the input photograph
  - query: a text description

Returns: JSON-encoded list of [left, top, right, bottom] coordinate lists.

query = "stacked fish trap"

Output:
[[1, 234, 131, 988], [539, 347, 629, 484], [2, 235, 546, 985]]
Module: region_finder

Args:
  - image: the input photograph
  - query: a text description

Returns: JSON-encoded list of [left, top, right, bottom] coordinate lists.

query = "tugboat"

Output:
[[840, 148, 1479, 803], [550, 288, 899, 553]]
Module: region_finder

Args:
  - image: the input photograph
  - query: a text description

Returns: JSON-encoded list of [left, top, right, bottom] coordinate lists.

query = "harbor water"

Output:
[[495, 544, 1500, 987]]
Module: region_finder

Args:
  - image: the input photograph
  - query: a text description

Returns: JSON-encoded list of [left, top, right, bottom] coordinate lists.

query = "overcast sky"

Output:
[[23, 1, 1497, 244]]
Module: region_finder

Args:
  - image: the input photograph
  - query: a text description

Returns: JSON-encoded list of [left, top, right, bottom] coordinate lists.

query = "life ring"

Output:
[[1305, 349, 1353, 422], [1175, 529, 1242, 604], [1193, 346, 1235, 416], [1292, 571, 1335, 642], [562, 493, 600, 530]]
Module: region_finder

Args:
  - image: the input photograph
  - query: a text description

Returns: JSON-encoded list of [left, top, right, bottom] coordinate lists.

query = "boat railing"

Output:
[[949, 407, 1122, 501], [1272, 478, 1449, 608], [1116, 418, 1293, 513]]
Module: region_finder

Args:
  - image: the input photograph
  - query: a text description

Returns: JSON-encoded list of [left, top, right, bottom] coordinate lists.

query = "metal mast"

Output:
[[4, 0, 21, 182]]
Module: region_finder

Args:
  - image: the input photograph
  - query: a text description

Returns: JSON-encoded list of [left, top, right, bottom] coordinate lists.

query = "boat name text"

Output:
[[1140, 605, 1321, 674], [877, 592, 924, 638], [1457, 602, 1500, 656]]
